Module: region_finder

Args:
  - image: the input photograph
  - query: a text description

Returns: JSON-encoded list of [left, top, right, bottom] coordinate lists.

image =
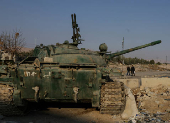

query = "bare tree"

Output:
[[0, 30, 25, 59]]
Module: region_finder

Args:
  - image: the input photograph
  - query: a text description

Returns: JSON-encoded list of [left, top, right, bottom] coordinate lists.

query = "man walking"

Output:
[[131, 65, 135, 76], [127, 66, 130, 76]]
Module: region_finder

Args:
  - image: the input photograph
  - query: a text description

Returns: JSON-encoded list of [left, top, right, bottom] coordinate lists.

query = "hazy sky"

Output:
[[0, 0, 169, 62]]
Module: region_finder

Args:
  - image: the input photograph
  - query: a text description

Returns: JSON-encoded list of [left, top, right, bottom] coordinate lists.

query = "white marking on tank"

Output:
[[24, 71, 37, 77], [43, 72, 51, 78], [31, 72, 37, 76], [24, 71, 30, 76]]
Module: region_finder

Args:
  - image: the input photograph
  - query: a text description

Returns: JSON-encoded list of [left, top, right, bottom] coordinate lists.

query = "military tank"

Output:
[[0, 14, 161, 116]]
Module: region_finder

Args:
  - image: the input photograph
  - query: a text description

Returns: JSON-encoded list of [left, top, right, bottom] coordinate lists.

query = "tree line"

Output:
[[111, 55, 157, 65]]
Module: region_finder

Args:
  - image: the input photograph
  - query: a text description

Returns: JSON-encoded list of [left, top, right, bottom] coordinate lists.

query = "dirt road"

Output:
[[0, 108, 122, 123]]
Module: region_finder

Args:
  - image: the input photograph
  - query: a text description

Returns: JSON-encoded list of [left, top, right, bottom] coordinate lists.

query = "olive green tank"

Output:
[[0, 14, 161, 116]]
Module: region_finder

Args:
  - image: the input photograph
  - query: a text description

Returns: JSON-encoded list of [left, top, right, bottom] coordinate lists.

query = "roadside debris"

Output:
[[122, 84, 170, 122]]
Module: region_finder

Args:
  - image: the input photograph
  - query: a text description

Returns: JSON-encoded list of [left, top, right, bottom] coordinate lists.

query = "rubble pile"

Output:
[[159, 64, 170, 70], [134, 65, 149, 72], [146, 65, 168, 71], [136, 64, 165, 71], [126, 112, 170, 123], [135, 64, 170, 72], [132, 84, 170, 121]]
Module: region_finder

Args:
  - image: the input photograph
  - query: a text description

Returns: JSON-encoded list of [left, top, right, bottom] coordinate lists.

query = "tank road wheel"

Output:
[[100, 82, 126, 115], [0, 84, 28, 116]]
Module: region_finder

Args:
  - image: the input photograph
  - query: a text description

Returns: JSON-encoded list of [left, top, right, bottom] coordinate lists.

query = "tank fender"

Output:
[[13, 89, 23, 106]]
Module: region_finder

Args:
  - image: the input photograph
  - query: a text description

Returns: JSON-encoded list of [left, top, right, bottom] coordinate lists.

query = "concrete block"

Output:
[[117, 79, 140, 89], [141, 78, 170, 89]]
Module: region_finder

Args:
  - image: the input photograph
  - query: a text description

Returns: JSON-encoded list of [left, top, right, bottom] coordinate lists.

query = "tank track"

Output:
[[100, 81, 126, 115], [0, 84, 25, 116]]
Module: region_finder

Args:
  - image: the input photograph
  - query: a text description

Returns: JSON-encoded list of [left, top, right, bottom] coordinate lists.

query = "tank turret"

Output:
[[63, 40, 69, 44], [99, 43, 108, 52], [32, 40, 161, 67]]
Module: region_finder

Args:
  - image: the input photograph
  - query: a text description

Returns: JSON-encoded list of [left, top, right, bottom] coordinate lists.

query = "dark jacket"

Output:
[[131, 66, 135, 72], [127, 67, 130, 71]]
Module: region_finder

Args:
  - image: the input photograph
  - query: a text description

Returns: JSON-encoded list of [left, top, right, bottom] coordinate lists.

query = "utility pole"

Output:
[[122, 37, 124, 72], [122, 37, 124, 64], [35, 38, 37, 47], [156, 57, 159, 63], [166, 56, 167, 69]]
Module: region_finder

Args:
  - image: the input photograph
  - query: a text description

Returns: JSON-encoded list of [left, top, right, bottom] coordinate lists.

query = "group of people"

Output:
[[127, 65, 135, 76]]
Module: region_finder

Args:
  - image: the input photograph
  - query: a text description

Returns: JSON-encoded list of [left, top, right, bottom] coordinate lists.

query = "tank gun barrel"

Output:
[[106, 40, 161, 60]]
